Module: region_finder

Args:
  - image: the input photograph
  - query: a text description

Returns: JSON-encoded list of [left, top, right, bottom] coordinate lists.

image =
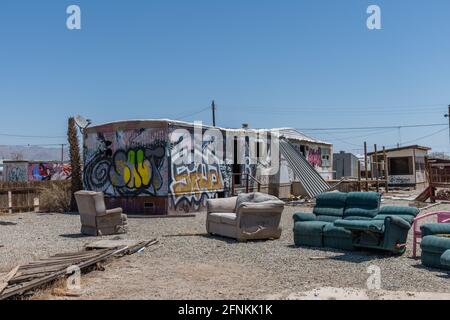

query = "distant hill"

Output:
[[0, 145, 70, 162]]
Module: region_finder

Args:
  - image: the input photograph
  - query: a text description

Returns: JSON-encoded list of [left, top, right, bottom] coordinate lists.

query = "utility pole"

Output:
[[61, 144, 64, 163], [211, 100, 216, 127], [374, 144, 379, 193], [364, 142, 369, 191]]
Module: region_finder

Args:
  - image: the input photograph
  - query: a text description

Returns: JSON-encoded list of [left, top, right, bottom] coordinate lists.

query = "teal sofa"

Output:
[[293, 192, 419, 254], [420, 223, 450, 270]]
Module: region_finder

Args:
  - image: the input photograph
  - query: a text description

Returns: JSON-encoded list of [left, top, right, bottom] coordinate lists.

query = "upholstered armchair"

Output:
[[206, 192, 285, 241], [75, 191, 128, 236]]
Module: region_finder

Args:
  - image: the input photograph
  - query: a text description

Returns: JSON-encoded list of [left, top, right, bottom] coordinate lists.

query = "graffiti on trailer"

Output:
[[169, 133, 226, 212], [307, 148, 322, 167], [28, 163, 71, 181], [83, 130, 166, 196]]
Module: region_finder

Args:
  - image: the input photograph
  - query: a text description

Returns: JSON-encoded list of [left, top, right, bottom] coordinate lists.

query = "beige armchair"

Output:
[[75, 191, 128, 236], [206, 192, 285, 241]]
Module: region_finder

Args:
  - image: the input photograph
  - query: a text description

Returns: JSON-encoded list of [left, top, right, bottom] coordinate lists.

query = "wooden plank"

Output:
[[85, 240, 143, 250], [0, 266, 20, 295], [1, 247, 125, 300]]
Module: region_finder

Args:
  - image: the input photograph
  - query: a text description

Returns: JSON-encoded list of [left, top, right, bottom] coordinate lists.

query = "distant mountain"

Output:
[[0, 145, 70, 162]]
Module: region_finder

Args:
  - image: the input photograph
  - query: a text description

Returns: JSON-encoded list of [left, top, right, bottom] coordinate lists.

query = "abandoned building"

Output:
[[333, 151, 360, 179], [83, 119, 332, 215], [367, 145, 430, 188]]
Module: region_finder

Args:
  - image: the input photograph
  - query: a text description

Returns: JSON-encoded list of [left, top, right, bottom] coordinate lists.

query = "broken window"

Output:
[[389, 157, 413, 175]]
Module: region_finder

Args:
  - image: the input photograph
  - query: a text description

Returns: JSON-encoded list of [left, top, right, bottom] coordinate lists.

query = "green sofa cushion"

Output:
[[421, 223, 450, 237], [421, 235, 450, 254], [323, 224, 352, 238], [316, 215, 342, 223], [374, 214, 414, 225], [294, 221, 329, 247], [334, 219, 385, 233], [343, 192, 381, 219], [441, 250, 450, 267], [379, 205, 419, 217], [313, 192, 347, 217], [293, 212, 316, 223], [294, 221, 329, 234]]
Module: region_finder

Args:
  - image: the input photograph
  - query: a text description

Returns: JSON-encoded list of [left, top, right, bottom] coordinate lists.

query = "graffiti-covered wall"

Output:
[[84, 127, 168, 199], [3, 162, 28, 182], [28, 162, 71, 181], [168, 125, 232, 214], [2, 161, 70, 182]]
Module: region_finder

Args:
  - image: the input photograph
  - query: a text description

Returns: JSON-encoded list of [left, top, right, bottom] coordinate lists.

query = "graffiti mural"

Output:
[[168, 127, 229, 212], [28, 163, 71, 181], [307, 147, 322, 167], [83, 128, 168, 196], [4, 162, 28, 182]]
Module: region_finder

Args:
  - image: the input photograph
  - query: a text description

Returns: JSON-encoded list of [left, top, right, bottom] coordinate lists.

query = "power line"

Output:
[[226, 103, 447, 111], [175, 106, 211, 121], [298, 123, 447, 131], [388, 127, 448, 148], [0, 132, 66, 139]]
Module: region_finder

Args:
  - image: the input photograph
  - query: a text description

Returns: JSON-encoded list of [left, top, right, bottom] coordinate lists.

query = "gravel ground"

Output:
[[0, 200, 449, 300]]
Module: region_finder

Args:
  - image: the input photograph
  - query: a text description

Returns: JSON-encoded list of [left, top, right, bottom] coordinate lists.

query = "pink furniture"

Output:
[[412, 211, 450, 257]]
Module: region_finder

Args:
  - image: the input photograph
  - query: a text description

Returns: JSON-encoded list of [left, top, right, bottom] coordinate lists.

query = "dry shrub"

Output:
[[39, 182, 71, 213]]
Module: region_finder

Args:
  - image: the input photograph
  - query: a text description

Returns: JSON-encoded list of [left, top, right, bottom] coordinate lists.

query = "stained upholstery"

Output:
[[293, 191, 418, 254], [75, 191, 128, 236], [206, 192, 285, 241]]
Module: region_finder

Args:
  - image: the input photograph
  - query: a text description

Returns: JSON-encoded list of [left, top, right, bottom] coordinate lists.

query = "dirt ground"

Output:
[[1, 197, 450, 300]]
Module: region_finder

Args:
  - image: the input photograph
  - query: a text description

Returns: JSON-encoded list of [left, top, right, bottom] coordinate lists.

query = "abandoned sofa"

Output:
[[75, 191, 128, 236], [420, 223, 450, 270], [206, 192, 285, 241], [293, 192, 419, 254]]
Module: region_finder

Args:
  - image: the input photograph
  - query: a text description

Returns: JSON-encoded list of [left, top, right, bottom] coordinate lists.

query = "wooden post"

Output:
[[374, 144, 379, 193], [364, 142, 369, 191], [357, 161, 362, 191], [383, 146, 389, 193], [8, 191, 12, 214]]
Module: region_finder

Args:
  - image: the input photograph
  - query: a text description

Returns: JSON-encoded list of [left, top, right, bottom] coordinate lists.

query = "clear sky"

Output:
[[0, 0, 449, 154]]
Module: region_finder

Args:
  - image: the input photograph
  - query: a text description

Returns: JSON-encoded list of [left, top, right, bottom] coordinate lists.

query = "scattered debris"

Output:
[[0, 266, 20, 295], [0, 221, 17, 226], [309, 256, 331, 260], [163, 233, 207, 238], [51, 288, 81, 297], [0, 239, 158, 300]]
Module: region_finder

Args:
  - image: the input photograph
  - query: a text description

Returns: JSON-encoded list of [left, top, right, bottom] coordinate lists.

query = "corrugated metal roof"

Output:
[[279, 138, 330, 199], [87, 120, 331, 146], [275, 128, 331, 145]]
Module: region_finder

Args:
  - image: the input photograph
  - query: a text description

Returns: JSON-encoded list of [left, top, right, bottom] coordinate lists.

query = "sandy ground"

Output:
[[1, 198, 449, 300]]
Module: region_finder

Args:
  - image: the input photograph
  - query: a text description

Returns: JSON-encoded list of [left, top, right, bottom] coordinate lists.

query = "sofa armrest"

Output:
[[421, 223, 450, 237], [293, 212, 316, 222], [106, 207, 123, 215], [206, 197, 237, 214], [384, 215, 411, 230]]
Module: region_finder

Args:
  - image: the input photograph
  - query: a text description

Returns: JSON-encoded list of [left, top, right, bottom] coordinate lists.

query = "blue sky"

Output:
[[0, 0, 449, 154]]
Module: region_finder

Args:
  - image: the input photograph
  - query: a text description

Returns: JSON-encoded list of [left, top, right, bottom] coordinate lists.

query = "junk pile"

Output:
[[436, 189, 450, 201], [0, 239, 158, 300]]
